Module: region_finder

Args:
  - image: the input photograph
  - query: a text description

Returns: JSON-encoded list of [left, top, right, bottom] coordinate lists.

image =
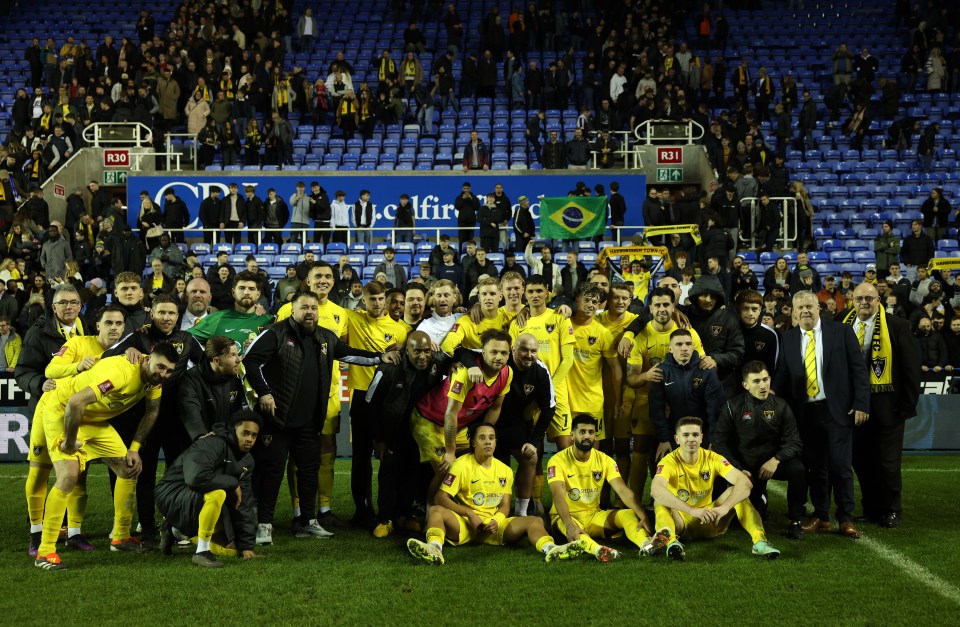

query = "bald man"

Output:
[[365, 331, 455, 537], [180, 278, 214, 329]]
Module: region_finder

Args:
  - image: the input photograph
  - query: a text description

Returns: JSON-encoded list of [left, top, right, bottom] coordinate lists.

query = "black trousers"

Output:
[[748, 456, 807, 521], [252, 424, 321, 525], [480, 235, 499, 252], [376, 433, 420, 523], [314, 221, 331, 244], [350, 394, 375, 517], [224, 220, 242, 246], [801, 401, 856, 523], [458, 227, 474, 243], [136, 410, 190, 535], [853, 392, 906, 516]]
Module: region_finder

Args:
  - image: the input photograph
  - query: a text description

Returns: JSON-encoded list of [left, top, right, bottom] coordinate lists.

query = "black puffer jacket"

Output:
[[712, 392, 802, 471], [14, 314, 79, 407], [155, 421, 256, 551], [178, 359, 245, 441]]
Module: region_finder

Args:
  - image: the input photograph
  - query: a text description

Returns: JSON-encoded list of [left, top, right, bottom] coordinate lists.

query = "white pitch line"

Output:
[[765, 483, 960, 607]]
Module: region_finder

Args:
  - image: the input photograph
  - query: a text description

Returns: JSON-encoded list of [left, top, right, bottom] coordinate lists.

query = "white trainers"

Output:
[[407, 538, 444, 565], [544, 538, 587, 563], [294, 519, 334, 539], [256, 523, 273, 546]]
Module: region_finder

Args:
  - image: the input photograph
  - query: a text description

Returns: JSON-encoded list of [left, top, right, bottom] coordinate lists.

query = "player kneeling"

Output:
[[650, 417, 781, 561], [407, 423, 584, 565], [548, 415, 656, 562], [156, 410, 262, 568]]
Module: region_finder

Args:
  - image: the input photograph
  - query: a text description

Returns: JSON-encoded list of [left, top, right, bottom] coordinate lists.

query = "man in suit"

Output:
[[773, 291, 870, 539], [844, 282, 920, 529]]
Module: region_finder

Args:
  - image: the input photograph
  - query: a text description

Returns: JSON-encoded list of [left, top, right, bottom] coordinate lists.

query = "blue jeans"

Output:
[[356, 229, 373, 246], [291, 221, 309, 244], [395, 229, 414, 244]]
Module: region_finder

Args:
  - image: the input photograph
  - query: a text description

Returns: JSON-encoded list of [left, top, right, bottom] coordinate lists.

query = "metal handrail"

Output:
[[165, 133, 198, 171], [633, 119, 705, 145], [741, 196, 799, 251], [81, 122, 153, 147]]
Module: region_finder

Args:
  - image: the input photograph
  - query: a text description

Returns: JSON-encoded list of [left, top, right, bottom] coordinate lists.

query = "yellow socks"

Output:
[[535, 535, 555, 553], [67, 475, 88, 532], [198, 490, 226, 541], [39, 486, 70, 556], [25, 466, 49, 527], [532, 474, 544, 504], [112, 477, 136, 541], [615, 509, 650, 547], [654, 503, 677, 544], [735, 500, 767, 544], [318, 451, 335, 510], [425, 527, 445, 548]]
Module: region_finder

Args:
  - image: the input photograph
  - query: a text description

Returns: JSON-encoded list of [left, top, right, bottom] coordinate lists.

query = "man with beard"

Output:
[[844, 282, 919, 528], [416, 279, 463, 346], [156, 409, 262, 568], [189, 271, 275, 354], [243, 291, 398, 545], [178, 336, 245, 440], [403, 284, 426, 329], [549, 415, 656, 562]]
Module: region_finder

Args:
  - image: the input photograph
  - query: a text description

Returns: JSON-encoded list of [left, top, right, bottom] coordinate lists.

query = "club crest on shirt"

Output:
[[755, 340, 766, 351], [172, 342, 184, 355], [872, 357, 886, 379], [523, 384, 534, 395], [435, 446, 445, 457], [712, 325, 723, 336], [229, 390, 238, 403], [592, 471, 602, 482], [321, 343, 328, 355], [499, 477, 507, 487], [33, 444, 43, 457], [677, 489, 690, 502], [333, 314, 340, 324], [545, 324, 556, 333], [261, 435, 273, 447], [763, 410, 776, 423], [384, 333, 394, 342], [700, 471, 710, 481], [430, 364, 438, 376], [588, 336, 597, 346], [691, 377, 703, 390]]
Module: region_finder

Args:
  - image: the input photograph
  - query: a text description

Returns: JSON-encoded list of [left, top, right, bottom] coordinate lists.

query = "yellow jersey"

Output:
[[547, 447, 621, 517], [627, 322, 704, 373], [655, 448, 736, 508], [623, 269, 651, 302], [509, 309, 574, 376], [45, 336, 105, 380], [440, 310, 511, 353], [596, 310, 639, 342], [276, 299, 348, 337], [46, 355, 162, 422], [440, 453, 514, 519], [498, 306, 521, 325], [345, 310, 408, 390], [568, 318, 616, 415]]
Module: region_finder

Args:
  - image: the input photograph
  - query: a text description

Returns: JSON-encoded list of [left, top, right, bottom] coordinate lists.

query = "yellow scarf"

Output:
[[193, 86, 210, 102], [340, 99, 354, 116], [276, 81, 288, 108], [378, 59, 395, 81], [220, 78, 234, 99], [842, 308, 894, 392], [59, 317, 85, 339], [39, 113, 52, 131]]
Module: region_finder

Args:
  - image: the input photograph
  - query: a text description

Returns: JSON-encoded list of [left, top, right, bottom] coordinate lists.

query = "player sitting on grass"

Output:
[[156, 410, 262, 568], [649, 416, 781, 561], [407, 422, 585, 565], [548, 414, 657, 562]]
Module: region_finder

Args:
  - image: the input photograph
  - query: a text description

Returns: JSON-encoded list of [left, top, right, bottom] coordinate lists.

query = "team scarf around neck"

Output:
[[842, 307, 894, 392]]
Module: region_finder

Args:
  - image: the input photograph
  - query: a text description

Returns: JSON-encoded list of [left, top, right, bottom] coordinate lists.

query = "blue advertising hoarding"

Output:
[[126, 172, 647, 238]]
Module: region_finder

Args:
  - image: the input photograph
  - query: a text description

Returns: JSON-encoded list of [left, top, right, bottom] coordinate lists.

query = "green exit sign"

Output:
[[103, 170, 128, 185], [656, 167, 683, 183]]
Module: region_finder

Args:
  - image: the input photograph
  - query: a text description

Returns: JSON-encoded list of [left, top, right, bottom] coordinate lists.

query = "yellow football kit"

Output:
[[568, 318, 616, 439], [345, 310, 408, 392], [438, 454, 515, 545], [440, 309, 511, 353]]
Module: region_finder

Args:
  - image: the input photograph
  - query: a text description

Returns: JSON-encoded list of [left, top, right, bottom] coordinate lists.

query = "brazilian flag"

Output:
[[539, 196, 608, 240]]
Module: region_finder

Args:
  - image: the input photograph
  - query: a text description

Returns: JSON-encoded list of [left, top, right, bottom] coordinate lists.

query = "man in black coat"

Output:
[[683, 273, 745, 395], [844, 282, 921, 528], [309, 182, 332, 245], [560, 250, 589, 300], [178, 335, 245, 441], [714, 360, 805, 538], [478, 193, 501, 253], [156, 411, 261, 568], [454, 182, 480, 243], [198, 187, 222, 245], [773, 290, 870, 539], [899, 219, 936, 282], [162, 189, 190, 243]]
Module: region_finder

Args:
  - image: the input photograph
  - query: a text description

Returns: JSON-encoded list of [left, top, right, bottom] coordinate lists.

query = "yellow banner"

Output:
[[927, 257, 960, 272], [597, 246, 672, 271], [641, 223, 702, 246]]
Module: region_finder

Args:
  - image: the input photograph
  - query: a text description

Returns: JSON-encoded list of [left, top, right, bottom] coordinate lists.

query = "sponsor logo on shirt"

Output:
[[443, 473, 455, 486], [742, 411, 753, 421], [97, 380, 114, 394], [677, 489, 690, 502], [568, 488, 581, 501]]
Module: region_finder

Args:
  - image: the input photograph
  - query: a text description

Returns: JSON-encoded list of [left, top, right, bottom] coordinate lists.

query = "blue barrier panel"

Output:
[[126, 172, 648, 237]]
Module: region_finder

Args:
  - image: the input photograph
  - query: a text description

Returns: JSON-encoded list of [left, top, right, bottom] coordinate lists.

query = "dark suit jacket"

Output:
[[773, 318, 870, 425]]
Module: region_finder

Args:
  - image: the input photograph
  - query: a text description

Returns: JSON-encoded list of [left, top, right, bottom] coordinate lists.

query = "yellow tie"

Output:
[[804, 329, 819, 398], [856, 322, 865, 350]]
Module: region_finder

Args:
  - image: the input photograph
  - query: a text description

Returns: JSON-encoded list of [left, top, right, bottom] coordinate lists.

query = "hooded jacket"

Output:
[[712, 392, 802, 471], [155, 421, 256, 551], [648, 351, 722, 444], [365, 351, 453, 445], [684, 274, 745, 383]]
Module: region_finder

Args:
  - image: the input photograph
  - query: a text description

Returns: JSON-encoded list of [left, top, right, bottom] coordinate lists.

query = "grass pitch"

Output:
[[1, 455, 959, 625]]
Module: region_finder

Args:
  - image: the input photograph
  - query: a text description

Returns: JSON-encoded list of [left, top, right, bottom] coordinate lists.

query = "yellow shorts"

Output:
[[546, 378, 570, 440], [448, 512, 515, 546], [410, 409, 469, 464], [43, 407, 127, 471], [322, 392, 342, 436], [551, 509, 613, 539], [569, 407, 605, 440], [621, 386, 654, 437], [676, 505, 731, 540]]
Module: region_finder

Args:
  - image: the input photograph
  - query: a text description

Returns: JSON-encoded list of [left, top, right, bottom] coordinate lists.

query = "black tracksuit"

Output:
[[740, 322, 780, 376], [713, 392, 805, 520], [178, 358, 245, 441], [649, 352, 723, 445]]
